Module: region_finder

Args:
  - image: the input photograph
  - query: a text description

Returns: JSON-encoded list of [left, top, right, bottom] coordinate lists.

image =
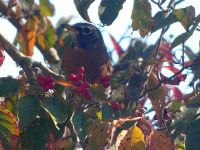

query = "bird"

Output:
[[61, 22, 112, 83]]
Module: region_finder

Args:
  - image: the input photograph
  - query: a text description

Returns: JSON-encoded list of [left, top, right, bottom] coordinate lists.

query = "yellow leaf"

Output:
[[96, 111, 102, 120], [116, 125, 145, 150]]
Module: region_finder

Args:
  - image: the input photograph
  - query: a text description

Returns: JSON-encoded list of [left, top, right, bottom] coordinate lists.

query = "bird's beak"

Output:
[[62, 24, 79, 35]]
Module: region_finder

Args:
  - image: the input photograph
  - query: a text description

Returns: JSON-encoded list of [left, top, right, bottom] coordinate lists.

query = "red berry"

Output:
[[102, 81, 110, 88], [75, 87, 85, 94], [111, 102, 120, 110], [99, 75, 111, 82], [82, 81, 89, 88], [83, 91, 92, 100], [77, 66, 85, 74], [76, 73, 84, 81], [37, 74, 45, 81], [68, 74, 77, 81]]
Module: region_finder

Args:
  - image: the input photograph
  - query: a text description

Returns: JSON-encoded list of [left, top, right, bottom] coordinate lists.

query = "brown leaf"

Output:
[[116, 125, 146, 150], [149, 130, 175, 150], [147, 73, 167, 126], [16, 17, 39, 56]]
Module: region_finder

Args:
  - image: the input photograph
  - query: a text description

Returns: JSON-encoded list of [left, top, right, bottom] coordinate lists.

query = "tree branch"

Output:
[[0, 33, 65, 82]]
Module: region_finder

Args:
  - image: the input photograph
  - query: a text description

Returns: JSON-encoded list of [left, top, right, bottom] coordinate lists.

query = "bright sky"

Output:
[[0, 0, 200, 93]]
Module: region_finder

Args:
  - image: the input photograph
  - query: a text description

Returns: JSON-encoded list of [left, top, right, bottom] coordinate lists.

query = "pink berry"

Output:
[[76, 73, 84, 81], [102, 81, 110, 88], [77, 66, 85, 74], [99, 75, 111, 82], [82, 81, 89, 88], [111, 102, 120, 110], [68, 74, 77, 81], [83, 91, 92, 100]]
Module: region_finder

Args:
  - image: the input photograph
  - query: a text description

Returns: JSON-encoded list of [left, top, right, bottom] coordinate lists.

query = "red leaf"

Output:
[[162, 66, 186, 81], [171, 86, 183, 100], [109, 34, 123, 55], [0, 46, 5, 67]]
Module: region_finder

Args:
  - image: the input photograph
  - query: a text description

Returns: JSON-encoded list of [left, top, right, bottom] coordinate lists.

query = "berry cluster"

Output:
[[68, 66, 92, 100], [37, 74, 55, 92], [98, 75, 110, 88], [111, 101, 120, 110]]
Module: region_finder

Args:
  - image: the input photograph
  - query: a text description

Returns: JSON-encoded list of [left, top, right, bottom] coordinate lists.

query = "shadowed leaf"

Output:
[[0, 77, 21, 97], [98, 0, 126, 25], [74, 0, 95, 22]]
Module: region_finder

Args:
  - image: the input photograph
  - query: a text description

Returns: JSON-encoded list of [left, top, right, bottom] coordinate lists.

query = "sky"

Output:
[[0, 0, 200, 93]]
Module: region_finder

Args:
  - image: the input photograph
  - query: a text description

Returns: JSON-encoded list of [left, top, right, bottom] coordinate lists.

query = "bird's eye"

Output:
[[82, 26, 92, 35]]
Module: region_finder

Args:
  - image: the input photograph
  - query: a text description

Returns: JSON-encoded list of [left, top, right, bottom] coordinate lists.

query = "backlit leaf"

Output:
[[0, 77, 21, 97], [98, 0, 126, 25], [109, 34, 123, 56], [37, 20, 56, 50], [149, 130, 175, 150], [0, 105, 19, 149], [16, 17, 39, 56], [116, 125, 145, 150], [173, 6, 195, 30], [131, 0, 154, 37], [86, 121, 110, 149], [74, 0, 95, 22], [0, 48, 5, 67], [39, 0, 55, 16]]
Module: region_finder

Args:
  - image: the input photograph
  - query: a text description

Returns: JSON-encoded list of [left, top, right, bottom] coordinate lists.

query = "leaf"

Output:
[[40, 95, 70, 126], [98, 0, 126, 25], [149, 130, 175, 150], [170, 16, 200, 49], [16, 17, 39, 56], [131, 0, 154, 37], [70, 106, 90, 142], [0, 77, 21, 97], [151, 12, 177, 33], [86, 121, 110, 149], [171, 86, 183, 100], [39, 0, 55, 16], [55, 80, 73, 87], [147, 73, 167, 126], [116, 125, 145, 150], [167, 101, 182, 112], [37, 20, 56, 50], [173, 6, 195, 30], [0, 48, 5, 67], [109, 34, 123, 56], [17, 95, 40, 129], [101, 103, 116, 120], [162, 66, 186, 81], [74, 0, 95, 22], [186, 119, 200, 150], [0, 105, 19, 149]]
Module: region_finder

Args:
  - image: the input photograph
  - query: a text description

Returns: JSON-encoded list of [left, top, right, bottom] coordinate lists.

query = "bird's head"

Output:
[[63, 23, 104, 50]]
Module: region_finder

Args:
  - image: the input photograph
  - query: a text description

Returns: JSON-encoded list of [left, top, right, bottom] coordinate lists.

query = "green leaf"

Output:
[[39, 0, 55, 16], [40, 95, 70, 126], [74, 0, 95, 22], [131, 0, 154, 37], [70, 106, 90, 142], [20, 117, 63, 150], [173, 6, 195, 30], [167, 101, 182, 112], [98, 0, 126, 25], [0, 106, 19, 149], [151, 11, 177, 33], [101, 103, 116, 120], [186, 119, 200, 150], [171, 14, 200, 49], [17, 95, 40, 129], [37, 20, 56, 50], [0, 77, 21, 97]]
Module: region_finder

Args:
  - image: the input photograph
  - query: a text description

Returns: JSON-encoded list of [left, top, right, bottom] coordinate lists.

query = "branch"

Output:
[[0, 0, 60, 64], [0, 33, 65, 82]]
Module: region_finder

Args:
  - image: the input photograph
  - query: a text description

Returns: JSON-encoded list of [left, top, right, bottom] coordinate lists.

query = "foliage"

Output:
[[0, 0, 200, 149]]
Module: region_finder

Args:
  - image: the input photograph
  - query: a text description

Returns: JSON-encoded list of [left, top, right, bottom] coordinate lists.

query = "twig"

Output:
[[32, 61, 65, 80], [0, 33, 35, 81]]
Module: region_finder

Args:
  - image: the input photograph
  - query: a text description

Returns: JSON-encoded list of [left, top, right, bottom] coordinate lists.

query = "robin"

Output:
[[61, 23, 112, 83]]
